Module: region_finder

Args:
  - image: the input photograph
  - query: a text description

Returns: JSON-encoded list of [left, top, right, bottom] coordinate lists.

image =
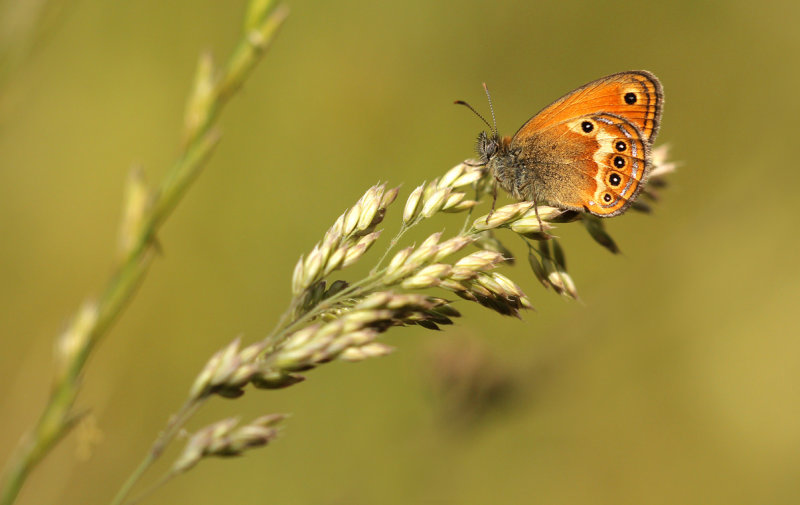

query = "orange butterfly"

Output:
[[460, 71, 663, 217]]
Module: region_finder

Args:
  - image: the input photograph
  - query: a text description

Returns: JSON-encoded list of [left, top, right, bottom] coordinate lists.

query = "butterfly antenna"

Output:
[[454, 99, 493, 132], [482, 83, 498, 137]]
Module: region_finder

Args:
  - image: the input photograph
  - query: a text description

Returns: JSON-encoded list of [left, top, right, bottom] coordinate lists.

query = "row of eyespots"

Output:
[[579, 116, 640, 208], [611, 141, 627, 187], [581, 119, 624, 203], [608, 152, 630, 190], [600, 107, 646, 208]]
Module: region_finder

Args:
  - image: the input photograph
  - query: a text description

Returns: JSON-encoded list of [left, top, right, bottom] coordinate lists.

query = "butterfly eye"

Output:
[[624, 92, 637, 105], [581, 121, 594, 133], [615, 141, 627, 152], [608, 173, 622, 187], [613, 156, 626, 168], [602, 193, 613, 203]]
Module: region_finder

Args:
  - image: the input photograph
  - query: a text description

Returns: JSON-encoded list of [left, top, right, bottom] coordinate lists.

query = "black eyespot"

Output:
[[609, 173, 622, 186], [624, 92, 637, 105], [615, 141, 627, 152], [613, 156, 625, 168], [581, 121, 594, 133], [603, 193, 613, 203]]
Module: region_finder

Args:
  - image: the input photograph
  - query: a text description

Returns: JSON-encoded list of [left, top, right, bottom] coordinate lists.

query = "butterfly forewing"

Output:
[[512, 71, 663, 144]]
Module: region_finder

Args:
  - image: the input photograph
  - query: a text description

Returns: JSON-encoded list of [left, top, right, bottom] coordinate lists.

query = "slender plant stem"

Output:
[[0, 236, 161, 505], [268, 271, 385, 346], [124, 472, 174, 505], [0, 3, 288, 505], [370, 224, 411, 275], [459, 186, 483, 235], [110, 401, 201, 505]]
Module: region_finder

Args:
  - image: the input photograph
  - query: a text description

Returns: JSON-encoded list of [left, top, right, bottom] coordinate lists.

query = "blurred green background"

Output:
[[2, 0, 800, 504]]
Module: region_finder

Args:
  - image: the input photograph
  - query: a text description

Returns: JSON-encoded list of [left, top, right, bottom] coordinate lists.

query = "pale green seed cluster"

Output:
[[269, 292, 457, 370], [382, 232, 475, 285], [190, 291, 463, 404], [471, 202, 567, 236], [403, 162, 485, 224], [172, 414, 286, 473], [443, 270, 532, 317], [193, 149, 678, 405], [379, 231, 532, 317], [189, 338, 303, 400], [292, 183, 399, 295]]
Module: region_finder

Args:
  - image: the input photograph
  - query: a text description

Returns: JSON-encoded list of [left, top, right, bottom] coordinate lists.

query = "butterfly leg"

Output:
[[486, 180, 498, 224], [533, 199, 543, 232], [530, 185, 545, 234]]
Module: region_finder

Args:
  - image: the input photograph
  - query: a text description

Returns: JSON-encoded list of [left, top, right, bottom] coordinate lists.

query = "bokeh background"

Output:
[[2, 0, 800, 504]]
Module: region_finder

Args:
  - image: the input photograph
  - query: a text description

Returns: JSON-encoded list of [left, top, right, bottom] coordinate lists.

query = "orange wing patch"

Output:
[[513, 71, 663, 144]]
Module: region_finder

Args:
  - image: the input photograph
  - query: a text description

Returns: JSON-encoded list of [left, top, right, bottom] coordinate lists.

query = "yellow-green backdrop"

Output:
[[2, 0, 800, 504]]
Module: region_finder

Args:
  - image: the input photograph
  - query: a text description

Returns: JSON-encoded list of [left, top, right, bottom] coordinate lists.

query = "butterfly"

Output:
[[458, 71, 663, 217]]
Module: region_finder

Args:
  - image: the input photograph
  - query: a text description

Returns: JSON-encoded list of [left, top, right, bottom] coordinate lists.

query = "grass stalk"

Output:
[[0, 3, 288, 504]]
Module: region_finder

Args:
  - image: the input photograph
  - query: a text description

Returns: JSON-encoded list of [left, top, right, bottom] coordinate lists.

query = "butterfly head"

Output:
[[476, 130, 499, 163]]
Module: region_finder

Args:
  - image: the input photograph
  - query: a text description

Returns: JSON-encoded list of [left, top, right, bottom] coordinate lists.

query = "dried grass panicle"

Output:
[[196, 150, 676, 402], [172, 414, 286, 473], [161, 146, 673, 501]]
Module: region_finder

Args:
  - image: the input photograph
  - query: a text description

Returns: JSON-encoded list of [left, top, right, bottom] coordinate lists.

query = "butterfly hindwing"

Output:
[[511, 112, 649, 217], [577, 113, 649, 216]]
